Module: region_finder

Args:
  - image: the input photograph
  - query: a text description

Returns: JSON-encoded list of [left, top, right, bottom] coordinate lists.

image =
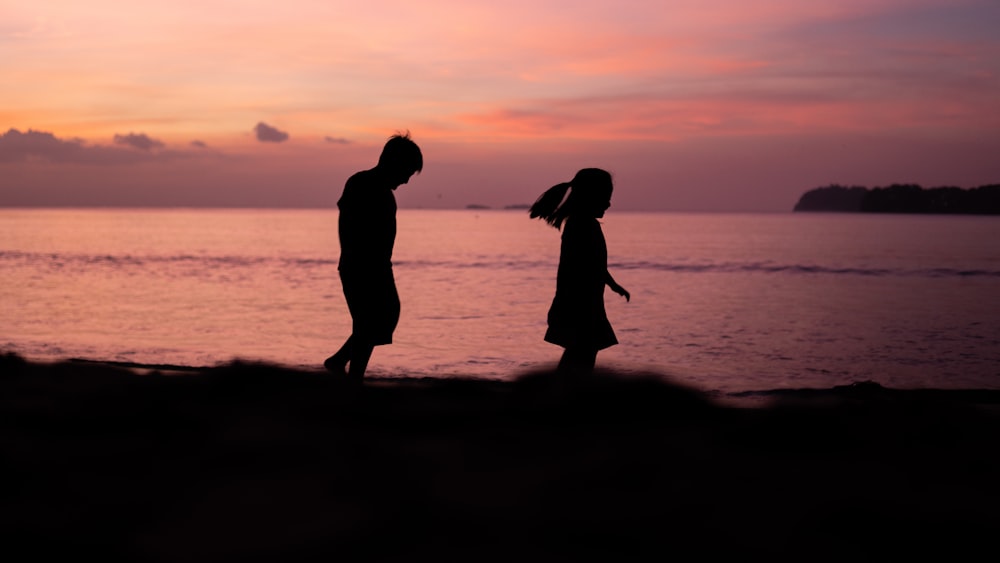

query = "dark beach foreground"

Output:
[[2, 353, 998, 562]]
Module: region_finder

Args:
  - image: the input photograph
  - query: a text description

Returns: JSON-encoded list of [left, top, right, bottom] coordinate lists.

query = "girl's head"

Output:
[[529, 168, 613, 229]]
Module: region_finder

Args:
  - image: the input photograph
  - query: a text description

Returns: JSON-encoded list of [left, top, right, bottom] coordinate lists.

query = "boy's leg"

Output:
[[324, 335, 354, 374], [348, 342, 375, 380]]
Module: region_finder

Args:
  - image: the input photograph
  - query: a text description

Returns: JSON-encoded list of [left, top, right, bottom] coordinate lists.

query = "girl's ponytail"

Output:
[[529, 182, 572, 229]]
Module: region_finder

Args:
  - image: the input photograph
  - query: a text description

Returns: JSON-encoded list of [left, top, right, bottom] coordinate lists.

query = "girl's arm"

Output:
[[605, 270, 630, 302]]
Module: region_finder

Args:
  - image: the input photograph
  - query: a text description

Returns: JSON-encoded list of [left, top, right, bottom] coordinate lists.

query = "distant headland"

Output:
[[793, 184, 1000, 214]]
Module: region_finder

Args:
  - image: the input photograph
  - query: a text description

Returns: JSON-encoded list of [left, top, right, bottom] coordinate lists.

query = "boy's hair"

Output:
[[378, 131, 423, 173]]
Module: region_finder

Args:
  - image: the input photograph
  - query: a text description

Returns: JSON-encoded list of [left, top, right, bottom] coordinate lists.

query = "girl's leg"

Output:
[[558, 347, 598, 375]]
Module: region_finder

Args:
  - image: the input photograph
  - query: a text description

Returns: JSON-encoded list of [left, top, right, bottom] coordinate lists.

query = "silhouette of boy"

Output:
[[325, 132, 423, 381]]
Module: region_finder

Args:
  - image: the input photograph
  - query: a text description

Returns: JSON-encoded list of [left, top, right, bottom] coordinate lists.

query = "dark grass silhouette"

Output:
[[2, 352, 998, 561]]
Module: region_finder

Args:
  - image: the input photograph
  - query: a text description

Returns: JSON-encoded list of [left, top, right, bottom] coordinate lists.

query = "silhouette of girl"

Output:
[[530, 168, 630, 374]]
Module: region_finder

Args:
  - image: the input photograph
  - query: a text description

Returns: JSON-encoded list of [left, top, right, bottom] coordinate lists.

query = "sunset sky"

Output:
[[2, 0, 998, 211]]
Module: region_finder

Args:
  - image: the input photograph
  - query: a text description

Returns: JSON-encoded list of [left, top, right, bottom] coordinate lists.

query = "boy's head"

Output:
[[377, 132, 423, 186]]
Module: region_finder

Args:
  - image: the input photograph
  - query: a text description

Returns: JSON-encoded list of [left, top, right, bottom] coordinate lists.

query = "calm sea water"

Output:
[[2, 208, 998, 395]]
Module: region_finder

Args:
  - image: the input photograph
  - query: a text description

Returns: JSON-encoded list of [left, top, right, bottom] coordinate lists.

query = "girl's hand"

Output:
[[611, 284, 630, 302], [605, 272, 630, 302]]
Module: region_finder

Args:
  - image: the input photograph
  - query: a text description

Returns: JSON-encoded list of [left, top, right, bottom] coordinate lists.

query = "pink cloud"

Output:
[[0, 128, 205, 164], [254, 122, 289, 143], [0, 128, 152, 164], [113, 132, 165, 151]]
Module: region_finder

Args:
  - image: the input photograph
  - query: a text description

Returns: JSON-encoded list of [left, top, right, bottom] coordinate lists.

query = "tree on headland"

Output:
[[793, 185, 868, 212], [794, 184, 1000, 214]]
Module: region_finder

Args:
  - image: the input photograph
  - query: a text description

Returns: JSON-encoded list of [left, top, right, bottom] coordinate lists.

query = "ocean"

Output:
[[2, 208, 998, 395]]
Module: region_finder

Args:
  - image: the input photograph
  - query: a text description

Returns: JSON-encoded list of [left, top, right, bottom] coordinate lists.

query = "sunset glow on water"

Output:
[[3, 208, 998, 395]]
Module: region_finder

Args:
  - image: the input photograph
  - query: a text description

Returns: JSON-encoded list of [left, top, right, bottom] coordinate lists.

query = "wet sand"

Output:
[[2, 352, 998, 561]]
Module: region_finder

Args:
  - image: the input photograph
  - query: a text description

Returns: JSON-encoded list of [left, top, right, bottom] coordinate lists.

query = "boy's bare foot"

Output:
[[325, 356, 364, 385], [323, 355, 346, 376]]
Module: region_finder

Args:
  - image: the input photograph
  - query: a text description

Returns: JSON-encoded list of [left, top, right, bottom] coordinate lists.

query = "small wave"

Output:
[[610, 260, 1000, 278], [3, 251, 999, 279], [68, 357, 208, 372], [0, 251, 335, 270], [393, 259, 553, 271], [728, 381, 1000, 404]]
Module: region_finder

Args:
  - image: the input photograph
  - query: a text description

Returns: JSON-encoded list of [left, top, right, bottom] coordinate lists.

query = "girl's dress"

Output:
[[544, 216, 618, 350]]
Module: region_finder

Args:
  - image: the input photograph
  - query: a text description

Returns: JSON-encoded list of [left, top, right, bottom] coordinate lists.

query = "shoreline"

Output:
[[53, 354, 1000, 408], [2, 352, 998, 560]]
